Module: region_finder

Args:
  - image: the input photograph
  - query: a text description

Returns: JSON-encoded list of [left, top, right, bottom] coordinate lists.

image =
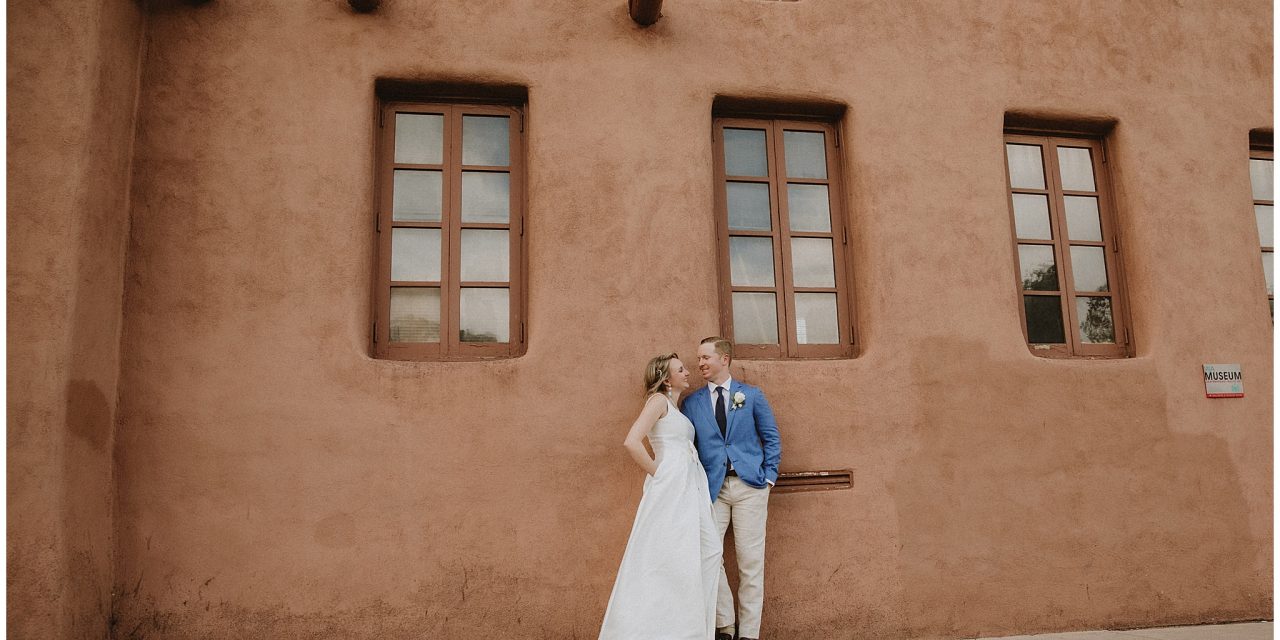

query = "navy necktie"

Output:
[[715, 387, 727, 437]]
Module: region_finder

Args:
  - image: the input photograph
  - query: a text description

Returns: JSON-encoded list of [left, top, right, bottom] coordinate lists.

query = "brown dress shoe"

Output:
[[715, 633, 733, 640]]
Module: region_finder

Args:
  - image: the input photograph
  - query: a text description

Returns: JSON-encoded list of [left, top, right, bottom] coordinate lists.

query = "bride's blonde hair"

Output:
[[643, 353, 679, 397]]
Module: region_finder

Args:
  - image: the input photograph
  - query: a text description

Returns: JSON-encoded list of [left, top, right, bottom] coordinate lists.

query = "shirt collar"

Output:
[[708, 376, 733, 395]]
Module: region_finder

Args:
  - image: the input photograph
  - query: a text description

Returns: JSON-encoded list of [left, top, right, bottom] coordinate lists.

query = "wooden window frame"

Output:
[[1249, 145, 1273, 313], [1003, 132, 1132, 359], [372, 101, 526, 361], [712, 117, 856, 360]]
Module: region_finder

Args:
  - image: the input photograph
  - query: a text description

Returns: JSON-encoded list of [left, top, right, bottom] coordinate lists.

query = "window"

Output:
[[712, 117, 854, 358], [373, 102, 524, 360], [1003, 133, 1130, 357], [1249, 145, 1273, 314]]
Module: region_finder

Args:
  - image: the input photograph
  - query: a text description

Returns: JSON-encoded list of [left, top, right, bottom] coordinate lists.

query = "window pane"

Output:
[[392, 170, 442, 221], [794, 293, 839, 344], [389, 287, 440, 343], [462, 115, 510, 167], [791, 238, 836, 287], [459, 288, 509, 342], [1018, 244, 1058, 291], [726, 182, 771, 231], [783, 131, 827, 179], [732, 292, 779, 344], [1006, 144, 1045, 190], [394, 113, 443, 165], [460, 229, 509, 282], [787, 184, 832, 232], [1251, 158, 1273, 201], [1057, 146, 1096, 191], [1256, 204, 1273, 248], [461, 172, 510, 223], [1012, 193, 1052, 240], [1024, 295, 1065, 343], [391, 228, 441, 282], [729, 237, 775, 287], [1264, 252, 1274, 295], [724, 128, 768, 177], [1070, 246, 1109, 292], [1064, 196, 1103, 242], [1076, 296, 1115, 344]]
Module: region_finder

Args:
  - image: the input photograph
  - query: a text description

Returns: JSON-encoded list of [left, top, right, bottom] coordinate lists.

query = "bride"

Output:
[[599, 353, 721, 639]]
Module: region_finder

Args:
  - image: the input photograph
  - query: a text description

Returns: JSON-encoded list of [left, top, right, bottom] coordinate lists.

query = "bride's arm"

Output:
[[622, 395, 665, 476]]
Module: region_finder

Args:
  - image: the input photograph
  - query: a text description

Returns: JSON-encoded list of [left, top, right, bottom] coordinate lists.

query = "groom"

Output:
[[682, 336, 782, 640]]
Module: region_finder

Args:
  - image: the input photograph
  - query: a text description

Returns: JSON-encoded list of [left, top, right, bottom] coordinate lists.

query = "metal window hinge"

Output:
[[379, 109, 386, 128], [376, 215, 381, 232], [372, 320, 378, 344], [834, 129, 841, 148], [842, 226, 848, 245], [519, 112, 525, 133], [1100, 145, 1107, 163], [520, 321, 526, 342]]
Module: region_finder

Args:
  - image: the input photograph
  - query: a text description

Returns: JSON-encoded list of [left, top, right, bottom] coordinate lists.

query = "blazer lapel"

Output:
[[725, 380, 744, 440], [691, 387, 718, 441]]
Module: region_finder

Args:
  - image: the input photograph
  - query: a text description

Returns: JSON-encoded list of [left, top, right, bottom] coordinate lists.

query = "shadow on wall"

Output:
[[891, 338, 1262, 638]]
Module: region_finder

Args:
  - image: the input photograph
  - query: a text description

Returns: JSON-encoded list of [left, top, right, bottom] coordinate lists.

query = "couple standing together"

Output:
[[600, 337, 783, 640]]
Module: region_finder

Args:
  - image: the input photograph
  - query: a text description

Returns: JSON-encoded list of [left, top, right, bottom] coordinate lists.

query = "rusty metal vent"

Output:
[[773, 469, 852, 494]]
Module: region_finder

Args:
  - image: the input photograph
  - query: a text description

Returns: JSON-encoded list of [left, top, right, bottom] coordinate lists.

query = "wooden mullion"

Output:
[[393, 162, 446, 171], [728, 229, 775, 238], [1044, 138, 1083, 355], [443, 105, 461, 354], [724, 175, 772, 184], [771, 120, 796, 356]]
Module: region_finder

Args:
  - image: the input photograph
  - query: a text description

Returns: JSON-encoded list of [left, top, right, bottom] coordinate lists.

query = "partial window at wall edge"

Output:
[[371, 96, 527, 361], [1002, 125, 1133, 359], [1248, 129, 1273, 318], [711, 111, 858, 359]]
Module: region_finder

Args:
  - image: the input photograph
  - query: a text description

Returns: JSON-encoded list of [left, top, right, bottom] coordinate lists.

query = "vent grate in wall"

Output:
[[773, 469, 852, 494]]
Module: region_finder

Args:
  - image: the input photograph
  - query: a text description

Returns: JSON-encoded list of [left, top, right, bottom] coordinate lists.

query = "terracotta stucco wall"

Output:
[[7, 0, 144, 637], [44, 0, 1270, 638]]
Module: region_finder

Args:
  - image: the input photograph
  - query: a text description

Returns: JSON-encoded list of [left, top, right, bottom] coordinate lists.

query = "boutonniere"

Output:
[[730, 391, 746, 411]]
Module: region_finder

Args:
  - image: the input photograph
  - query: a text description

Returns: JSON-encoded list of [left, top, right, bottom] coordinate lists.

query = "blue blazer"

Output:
[[681, 380, 782, 502]]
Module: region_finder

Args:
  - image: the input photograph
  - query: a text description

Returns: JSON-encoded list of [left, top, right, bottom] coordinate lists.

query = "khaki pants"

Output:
[[713, 476, 770, 638]]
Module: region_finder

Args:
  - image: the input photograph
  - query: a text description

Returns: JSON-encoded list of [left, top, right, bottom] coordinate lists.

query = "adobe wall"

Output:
[[7, 0, 145, 637], [106, 1, 1270, 638]]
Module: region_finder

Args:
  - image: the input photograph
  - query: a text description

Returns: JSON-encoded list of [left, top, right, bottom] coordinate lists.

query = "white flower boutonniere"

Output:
[[730, 391, 746, 411]]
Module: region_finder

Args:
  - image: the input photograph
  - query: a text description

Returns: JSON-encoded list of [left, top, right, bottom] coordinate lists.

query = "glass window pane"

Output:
[[1250, 158, 1273, 201], [726, 182, 771, 231], [462, 115, 510, 167], [1264, 252, 1274, 295], [1006, 144, 1045, 190], [1070, 246, 1109, 292], [392, 170, 442, 221], [783, 130, 827, 179], [732, 292, 778, 344], [389, 287, 440, 343], [724, 128, 768, 177], [1012, 193, 1052, 240], [791, 238, 836, 288], [461, 172, 510, 223], [1024, 295, 1065, 343], [1057, 146, 1096, 191], [1064, 196, 1103, 242], [460, 229, 509, 282], [391, 228, 441, 282], [1077, 296, 1115, 344], [787, 184, 832, 232], [394, 113, 443, 165], [1256, 205, 1273, 248], [729, 237, 775, 287], [459, 288, 509, 342], [794, 293, 839, 344], [1018, 244, 1058, 291]]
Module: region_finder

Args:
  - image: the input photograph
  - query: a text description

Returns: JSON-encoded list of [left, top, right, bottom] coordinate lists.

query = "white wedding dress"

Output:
[[599, 396, 721, 640]]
